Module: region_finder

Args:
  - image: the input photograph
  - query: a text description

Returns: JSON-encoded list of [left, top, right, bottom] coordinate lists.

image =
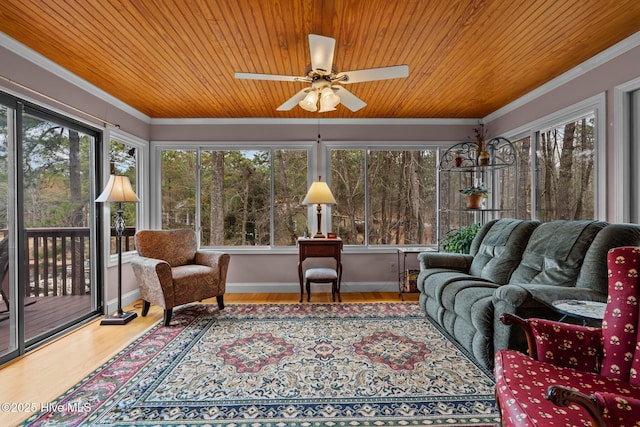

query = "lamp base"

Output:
[[100, 311, 137, 325]]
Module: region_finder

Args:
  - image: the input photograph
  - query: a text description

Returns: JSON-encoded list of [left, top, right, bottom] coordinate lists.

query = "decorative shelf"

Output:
[[437, 136, 518, 242], [439, 137, 517, 171]]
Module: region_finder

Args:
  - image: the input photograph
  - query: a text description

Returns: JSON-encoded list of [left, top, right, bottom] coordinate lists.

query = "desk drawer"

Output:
[[301, 245, 337, 257]]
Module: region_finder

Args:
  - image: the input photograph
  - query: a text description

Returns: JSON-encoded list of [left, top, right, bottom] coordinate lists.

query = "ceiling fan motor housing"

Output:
[[310, 74, 333, 90]]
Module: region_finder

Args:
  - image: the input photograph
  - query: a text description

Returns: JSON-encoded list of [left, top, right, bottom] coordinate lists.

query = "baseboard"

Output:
[[226, 281, 398, 294], [104, 289, 141, 315], [104, 283, 399, 313]]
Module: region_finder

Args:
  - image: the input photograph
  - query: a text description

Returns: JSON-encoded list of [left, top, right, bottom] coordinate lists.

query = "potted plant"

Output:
[[459, 185, 489, 209], [439, 223, 481, 253]]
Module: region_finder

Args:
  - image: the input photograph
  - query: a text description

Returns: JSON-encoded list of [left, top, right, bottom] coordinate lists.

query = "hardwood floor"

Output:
[[0, 295, 93, 355], [0, 292, 418, 426]]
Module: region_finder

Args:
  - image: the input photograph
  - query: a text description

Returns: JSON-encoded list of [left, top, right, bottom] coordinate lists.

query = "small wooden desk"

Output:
[[297, 238, 343, 302]]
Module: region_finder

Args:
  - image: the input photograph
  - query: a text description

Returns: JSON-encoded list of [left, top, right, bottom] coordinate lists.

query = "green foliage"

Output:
[[20, 118, 94, 228], [459, 185, 489, 197], [439, 223, 481, 254]]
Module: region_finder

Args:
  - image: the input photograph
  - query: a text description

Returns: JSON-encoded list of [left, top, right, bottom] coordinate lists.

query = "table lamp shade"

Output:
[[303, 178, 335, 239], [302, 180, 336, 205], [96, 175, 140, 203]]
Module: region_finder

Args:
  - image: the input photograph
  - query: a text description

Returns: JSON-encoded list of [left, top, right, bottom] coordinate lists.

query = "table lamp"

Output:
[[96, 174, 140, 325], [302, 176, 336, 238]]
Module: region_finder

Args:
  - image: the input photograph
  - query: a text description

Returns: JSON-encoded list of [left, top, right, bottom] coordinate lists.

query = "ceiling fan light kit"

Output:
[[235, 34, 409, 113], [299, 90, 319, 112], [299, 77, 341, 112]]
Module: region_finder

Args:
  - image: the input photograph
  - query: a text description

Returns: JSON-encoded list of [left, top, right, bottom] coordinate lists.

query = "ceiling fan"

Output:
[[235, 34, 409, 113]]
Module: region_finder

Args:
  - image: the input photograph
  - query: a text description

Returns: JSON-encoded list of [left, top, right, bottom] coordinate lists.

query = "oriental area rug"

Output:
[[23, 303, 500, 426]]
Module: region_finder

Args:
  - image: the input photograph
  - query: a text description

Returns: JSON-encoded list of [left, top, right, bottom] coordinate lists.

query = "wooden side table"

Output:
[[297, 238, 343, 302]]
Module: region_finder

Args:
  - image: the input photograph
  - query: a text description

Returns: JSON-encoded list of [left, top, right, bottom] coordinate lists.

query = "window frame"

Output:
[[104, 129, 147, 265], [150, 141, 313, 252], [613, 76, 640, 223], [325, 141, 445, 249], [502, 93, 606, 221]]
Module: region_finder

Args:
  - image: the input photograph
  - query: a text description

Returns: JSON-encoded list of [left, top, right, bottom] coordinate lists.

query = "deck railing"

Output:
[[25, 228, 91, 297], [2, 227, 136, 298]]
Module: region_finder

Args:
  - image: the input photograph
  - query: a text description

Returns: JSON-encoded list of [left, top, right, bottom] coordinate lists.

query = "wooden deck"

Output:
[[0, 295, 93, 354]]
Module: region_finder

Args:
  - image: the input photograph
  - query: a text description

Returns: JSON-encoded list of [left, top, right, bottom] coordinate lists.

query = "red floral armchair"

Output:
[[494, 246, 640, 426]]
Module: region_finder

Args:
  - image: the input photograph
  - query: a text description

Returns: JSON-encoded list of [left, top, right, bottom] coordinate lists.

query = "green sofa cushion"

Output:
[[469, 219, 539, 284], [575, 223, 640, 292], [508, 220, 606, 286]]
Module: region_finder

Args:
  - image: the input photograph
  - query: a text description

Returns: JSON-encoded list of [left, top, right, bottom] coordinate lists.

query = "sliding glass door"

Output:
[[0, 100, 17, 360], [21, 109, 99, 346], [0, 96, 102, 363]]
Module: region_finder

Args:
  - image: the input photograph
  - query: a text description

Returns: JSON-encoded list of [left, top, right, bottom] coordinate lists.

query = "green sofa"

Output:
[[417, 218, 640, 370]]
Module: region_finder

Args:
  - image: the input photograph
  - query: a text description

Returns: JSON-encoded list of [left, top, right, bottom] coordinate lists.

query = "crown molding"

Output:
[[149, 117, 478, 126], [484, 31, 640, 122], [0, 32, 151, 123]]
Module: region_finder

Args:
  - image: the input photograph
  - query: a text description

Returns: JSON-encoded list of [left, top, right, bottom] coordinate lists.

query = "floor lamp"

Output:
[[302, 176, 336, 238], [96, 175, 140, 325]]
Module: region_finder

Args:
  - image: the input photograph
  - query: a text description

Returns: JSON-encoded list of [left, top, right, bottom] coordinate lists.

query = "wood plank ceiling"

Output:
[[1, 0, 640, 119]]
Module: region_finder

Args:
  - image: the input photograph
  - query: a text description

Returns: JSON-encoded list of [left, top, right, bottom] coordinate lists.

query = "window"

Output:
[[509, 135, 532, 220], [536, 114, 595, 221], [161, 149, 197, 230], [159, 147, 308, 247], [506, 97, 602, 222], [107, 135, 141, 254], [330, 148, 438, 246]]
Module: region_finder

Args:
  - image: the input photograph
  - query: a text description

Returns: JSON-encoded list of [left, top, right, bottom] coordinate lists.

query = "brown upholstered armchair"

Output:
[[131, 229, 230, 326]]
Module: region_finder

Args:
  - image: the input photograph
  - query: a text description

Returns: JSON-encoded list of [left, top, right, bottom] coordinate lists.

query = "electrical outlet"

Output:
[[389, 262, 397, 272]]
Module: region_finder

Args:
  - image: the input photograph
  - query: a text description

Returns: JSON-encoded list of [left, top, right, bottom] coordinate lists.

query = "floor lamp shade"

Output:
[[96, 175, 140, 203], [303, 178, 336, 238], [96, 174, 139, 325]]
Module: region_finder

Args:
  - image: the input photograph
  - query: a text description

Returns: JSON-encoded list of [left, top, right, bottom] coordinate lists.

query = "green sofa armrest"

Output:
[[418, 252, 473, 272], [517, 283, 607, 307]]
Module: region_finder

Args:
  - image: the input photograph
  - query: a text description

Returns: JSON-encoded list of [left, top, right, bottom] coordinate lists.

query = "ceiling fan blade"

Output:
[[334, 86, 367, 112], [336, 65, 409, 84], [309, 34, 335, 73], [276, 89, 310, 111], [235, 72, 304, 82]]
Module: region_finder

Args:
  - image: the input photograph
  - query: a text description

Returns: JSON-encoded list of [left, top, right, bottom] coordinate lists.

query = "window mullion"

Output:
[[196, 149, 202, 244]]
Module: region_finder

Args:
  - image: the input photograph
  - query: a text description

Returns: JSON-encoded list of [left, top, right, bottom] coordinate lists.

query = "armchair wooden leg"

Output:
[[141, 300, 151, 317], [163, 308, 173, 326], [216, 295, 224, 310]]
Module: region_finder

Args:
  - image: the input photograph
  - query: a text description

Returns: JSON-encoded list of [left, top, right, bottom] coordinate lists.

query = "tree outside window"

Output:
[[537, 114, 595, 221], [108, 139, 137, 254], [331, 149, 438, 246], [161, 148, 308, 247]]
